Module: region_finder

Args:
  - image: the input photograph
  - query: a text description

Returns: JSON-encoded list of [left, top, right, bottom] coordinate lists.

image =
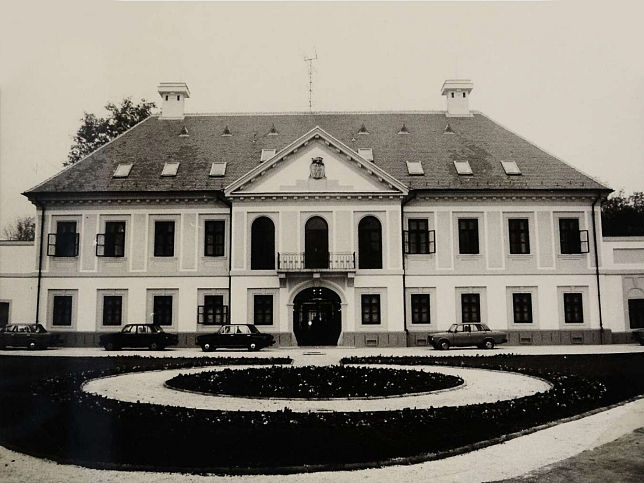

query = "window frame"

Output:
[[461, 293, 481, 323], [49, 221, 79, 257], [559, 218, 583, 254], [97, 221, 126, 258], [410, 293, 431, 325], [458, 218, 479, 255], [152, 295, 173, 326], [563, 292, 584, 324], [508, 218, 531, 255], [250, 216, 276, 270], [253, 295, 273, 326], [361, 294, 381, 325], [154, 221, 175, 257], [52, 295, 73, 327], [358, 216, 383, 269], [204, 220, 225, 257], [102, 295, 123, 326], [512, 293, 533, 324], [198, 295, 229, 325]]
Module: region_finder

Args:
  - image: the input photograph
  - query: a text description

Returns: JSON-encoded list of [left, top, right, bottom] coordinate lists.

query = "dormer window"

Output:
[[357, 148, 374, 162], [268, 124, 279, 136], [406, 161, 424, 175], [260, 149, 276, 162], [221, 126, 232, 136], [501, 160, 521, 175], [209, 162, 227, 177], [444, 123, 455, 134], [179, 126, 189, 137], [454, 160, 473, 175], [112, 163, 133, 178], [161, 162, 180, 177], [398, 123, 410, 135], [357, 123, 369, 135]]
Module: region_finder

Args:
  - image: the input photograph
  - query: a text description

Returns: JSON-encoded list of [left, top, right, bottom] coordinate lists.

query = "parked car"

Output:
[[196, 324, 275, 351], [99, 324, 179, 350], [0, 323, 59, 350], [430, 323, 508, 350], [632, 329, 644, 345]]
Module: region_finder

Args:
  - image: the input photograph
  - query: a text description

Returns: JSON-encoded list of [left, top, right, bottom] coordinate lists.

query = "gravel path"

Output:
[[82, 364, 551, 412]]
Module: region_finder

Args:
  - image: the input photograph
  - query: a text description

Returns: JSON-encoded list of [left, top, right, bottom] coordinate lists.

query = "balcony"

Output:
[[278, 252, 356, 272]]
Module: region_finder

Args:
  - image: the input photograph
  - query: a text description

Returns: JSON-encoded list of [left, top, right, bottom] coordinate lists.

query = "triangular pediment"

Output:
[[225, 126, 408, 197]]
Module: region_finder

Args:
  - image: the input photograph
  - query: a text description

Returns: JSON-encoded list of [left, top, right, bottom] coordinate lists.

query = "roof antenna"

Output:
[[304, 48, 318, 112]]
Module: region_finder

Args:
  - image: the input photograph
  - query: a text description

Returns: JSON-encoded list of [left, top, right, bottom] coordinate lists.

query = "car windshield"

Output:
[[480, 324, 490, 331], [151, 325, 163, 333], [31, 324, 47, 333], [448, 324, 458, 333], [248, 325, 259, 334]]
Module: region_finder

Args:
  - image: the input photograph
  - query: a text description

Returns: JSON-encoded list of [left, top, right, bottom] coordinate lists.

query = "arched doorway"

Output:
[[305, 216, 329, 269], [293, 287, 342, 346]]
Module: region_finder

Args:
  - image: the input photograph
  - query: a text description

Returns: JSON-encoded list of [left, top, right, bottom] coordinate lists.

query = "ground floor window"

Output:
[[512, 293, 533, 324], [53, 296, 73, 326], [628, 299, 644, 329], [199, 295, 228, 325], [361, 294, 381, 325], [411, 294, 430, 324], [102, 296, 122, 326], [0, 302, 8, 327], [253, 295, 273, 325], [153, 296, 173, 326], [461, 293, 481, 323], [563, 293, 584, 324]]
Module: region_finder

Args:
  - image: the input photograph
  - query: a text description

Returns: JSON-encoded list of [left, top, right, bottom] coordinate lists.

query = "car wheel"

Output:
[[248, 342, 257, 351], [105, 342, 115, 351], [483, 339, 495, 350], [201, 343, 214, 352], [149, 342, 159, 350], [27, 340, 38, 350], [439, 340, 450, 350]]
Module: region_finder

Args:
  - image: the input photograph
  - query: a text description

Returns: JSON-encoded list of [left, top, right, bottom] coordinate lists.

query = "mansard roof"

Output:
[[24, 111, 609, 198]]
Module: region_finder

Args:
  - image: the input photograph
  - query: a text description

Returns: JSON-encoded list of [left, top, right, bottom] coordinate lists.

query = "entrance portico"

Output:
[[293, 287, 342, 346]]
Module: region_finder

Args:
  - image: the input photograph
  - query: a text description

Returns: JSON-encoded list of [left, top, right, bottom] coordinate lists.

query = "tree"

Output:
[[601, 191, 644, 236], [2, 216, 35, 241], [65, 97, 156, 166]]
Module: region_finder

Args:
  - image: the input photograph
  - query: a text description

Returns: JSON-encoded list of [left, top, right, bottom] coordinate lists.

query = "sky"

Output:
[[1, 0, 643, 229]]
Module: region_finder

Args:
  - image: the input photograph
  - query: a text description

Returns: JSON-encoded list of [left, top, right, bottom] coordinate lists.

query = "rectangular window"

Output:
[[153, 296, 173, 326], [628, 299, 644, 329], [199, 295, 227, 325], [563, 293, 584, 323], [52, 221, 78, 257], [411, 294, 430, 324], [512, 293, 533, 324], [361, 294, 381, 325], [408, 219, 429, 254], [103, 221, 126, 257], [204, 220, 225, 257], [102, 296, 123, 326], [559, 218, 581, 254], [461, 293, 481, 323], [458, 218, 479, 254], [154, 221, 175, 257], [52, 296, 73, 326], [508, 219, 530, 254], [253, 295, 273, 325], [0, 302, 9, 327]]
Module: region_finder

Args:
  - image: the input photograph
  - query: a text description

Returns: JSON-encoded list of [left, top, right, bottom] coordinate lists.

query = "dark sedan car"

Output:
[[196, 324, 275, 352], [0, 323, 58, 350], [99, 324, 179, 350], [430, 323, 508, 350]]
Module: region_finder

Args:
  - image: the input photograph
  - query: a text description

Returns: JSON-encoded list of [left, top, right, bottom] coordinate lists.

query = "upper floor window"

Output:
[[97, 221, 126, 257], [304, 216, 329, 269], [251, 217, 275, 270], [508, 218, 530, 254], [559, 218, 589, 254], [563, 293, 584, 323], [48, 221, 79, 257], [204, 220, 225, 257], [405, 219, 436, 255], [361, 294, 381, 325], [458, 218, 479, 255], [358, 216, 382, 269], [154, 221, 175, 257]]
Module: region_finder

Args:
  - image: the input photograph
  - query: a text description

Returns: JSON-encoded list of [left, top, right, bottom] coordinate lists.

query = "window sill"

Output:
[[456, 254, 481, 259], [558, 254, 586, 260], [507, 254, 533, 260], [150, 256, 178, 260]]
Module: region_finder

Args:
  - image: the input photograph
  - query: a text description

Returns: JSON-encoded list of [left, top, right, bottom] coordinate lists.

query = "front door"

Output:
[[304, 217, 329, 269], [293, 287, 341, 346]]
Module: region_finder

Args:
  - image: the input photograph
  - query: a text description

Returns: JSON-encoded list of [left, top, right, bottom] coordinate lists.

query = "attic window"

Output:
[[501, 160, 522, 175], [179, 126, 189, 137], [268, 124, 279, 136], [454, 160, 473, 175], [357, 123, 369, 135], [357, 148, 374, 162], [161, 162, 180, 177], [444, 123, 455, 134], [221, 126, 232, 136], [112, 163, 133, 178], [209, 162, 227, 177], [398, 123, 410, 135], [260, 149, 276, 162], [406, 161, 424, 175]]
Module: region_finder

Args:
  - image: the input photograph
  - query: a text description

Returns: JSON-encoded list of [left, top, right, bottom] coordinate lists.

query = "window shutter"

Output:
[[579, 230, 590, 254], [403, 230, 409, 254], [197, 305, 204, 324], [96, 233, 105, 257], [47, 234, 57, 256], [428, 230, 436, 254]]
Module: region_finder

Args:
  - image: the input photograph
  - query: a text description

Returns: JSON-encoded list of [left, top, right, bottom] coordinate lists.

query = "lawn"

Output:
[[0, 352, 642, 474]]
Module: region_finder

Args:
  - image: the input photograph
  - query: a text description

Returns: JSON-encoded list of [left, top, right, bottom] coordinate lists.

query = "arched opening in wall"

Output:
[[251, 217, 275, 270], [358, 216, 382, 269], [304, 216, 329, 269], [293, 287, 342, 346]]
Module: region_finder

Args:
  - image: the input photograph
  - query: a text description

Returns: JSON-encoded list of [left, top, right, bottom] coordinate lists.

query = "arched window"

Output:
[[305, 216, 329, 269], [358, 216, 382, 269], [251, 217, 275, 270]]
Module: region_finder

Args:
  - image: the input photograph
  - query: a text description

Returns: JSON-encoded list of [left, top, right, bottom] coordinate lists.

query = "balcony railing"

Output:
[[278, 252, 356, 272]]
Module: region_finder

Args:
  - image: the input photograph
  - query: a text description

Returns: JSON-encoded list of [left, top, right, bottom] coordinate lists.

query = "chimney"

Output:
[[441, 79, 474, 117], [157, 82, 190, 120]]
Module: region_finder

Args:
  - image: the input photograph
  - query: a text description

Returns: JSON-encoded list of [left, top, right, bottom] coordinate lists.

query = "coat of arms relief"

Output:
[[309, 157, 326, 179]]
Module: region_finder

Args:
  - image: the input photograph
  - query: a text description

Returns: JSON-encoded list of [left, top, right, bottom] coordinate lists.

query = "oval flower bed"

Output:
[[166, 365, 464, 399]]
